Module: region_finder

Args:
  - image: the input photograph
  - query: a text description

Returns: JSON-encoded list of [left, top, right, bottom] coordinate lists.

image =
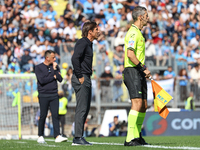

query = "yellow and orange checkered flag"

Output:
[[150, 77, 173, 119]]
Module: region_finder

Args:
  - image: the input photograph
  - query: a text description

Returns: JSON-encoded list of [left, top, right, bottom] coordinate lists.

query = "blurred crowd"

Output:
[[0, 0, 200, 75], [0, 0, 75, 74]]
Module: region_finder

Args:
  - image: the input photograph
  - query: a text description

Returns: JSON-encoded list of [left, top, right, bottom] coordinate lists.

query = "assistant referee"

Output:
[[123, 6, 151, 146]]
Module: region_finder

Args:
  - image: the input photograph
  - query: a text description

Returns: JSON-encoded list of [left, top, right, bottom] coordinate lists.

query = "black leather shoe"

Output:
[[72, 137, 92, 146], [124, 138, 142, 146], [139, 132, 149, 145]]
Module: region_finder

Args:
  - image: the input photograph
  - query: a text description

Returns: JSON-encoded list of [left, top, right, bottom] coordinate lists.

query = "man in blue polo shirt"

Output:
[[163, 66, 176, 79]]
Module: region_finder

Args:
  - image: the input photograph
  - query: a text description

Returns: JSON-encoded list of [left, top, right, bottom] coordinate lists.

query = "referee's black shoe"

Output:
[[139, 132, 149, 145], [124, 138, 142, 146], [72, 137, 92, 146]]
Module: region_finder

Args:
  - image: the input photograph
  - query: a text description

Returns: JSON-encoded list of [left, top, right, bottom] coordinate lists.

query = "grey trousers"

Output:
[[71, 74, 91, 137]]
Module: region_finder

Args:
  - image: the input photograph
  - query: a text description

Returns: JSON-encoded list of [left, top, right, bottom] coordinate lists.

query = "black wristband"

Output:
[[136, 62, 146, 72]]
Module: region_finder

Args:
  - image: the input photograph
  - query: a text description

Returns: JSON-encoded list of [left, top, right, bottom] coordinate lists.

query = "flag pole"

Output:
[[149, 76, 153, 81]]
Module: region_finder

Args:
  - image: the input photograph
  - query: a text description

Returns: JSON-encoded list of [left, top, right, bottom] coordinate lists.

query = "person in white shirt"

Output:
[[45, 16, 56, 30], [126, 9, 133, 23], [28, 3, 39, 19], [190, 35, 200, 50], [162, 9, 172, 20], [30, 40, 43, 65], [93, 0, 104, 14], [191, 63, 200, 81], [139, 0, 148, 9], [64, 21, 77, 42], [21, 5, 30, 21], [192, 48, 200, 61], [25, 33, 35, 48], [180, 8, 189, 23], [190, 63, 200, 102], [51, 22, 64, 35], [14, 44, 24, 60], [145, 39, 156, 62], [189, 0, 200, 13], [39, 40, 53, 63], [114, 31, 125, 47], [107, 16, 120, 31]]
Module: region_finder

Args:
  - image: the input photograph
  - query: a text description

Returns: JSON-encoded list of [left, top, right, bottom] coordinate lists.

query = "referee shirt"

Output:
[[124, 24, 145, 68]]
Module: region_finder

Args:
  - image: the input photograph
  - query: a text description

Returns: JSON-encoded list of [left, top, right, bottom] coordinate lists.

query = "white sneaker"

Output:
[[55, 135, 68, 143], [37, 136, 46, 144]]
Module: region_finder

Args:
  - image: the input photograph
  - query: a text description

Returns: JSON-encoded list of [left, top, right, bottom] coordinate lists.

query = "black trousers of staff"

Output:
[[38, 95, 60, 138]]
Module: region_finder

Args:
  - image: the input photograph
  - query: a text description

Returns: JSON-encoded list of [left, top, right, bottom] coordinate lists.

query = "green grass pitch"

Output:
[[1, 136, 200, 150]]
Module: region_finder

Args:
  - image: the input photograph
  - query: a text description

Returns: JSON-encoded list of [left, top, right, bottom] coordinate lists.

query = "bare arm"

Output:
[[127, 49, 140, 65], [127, 49, 151, 78]]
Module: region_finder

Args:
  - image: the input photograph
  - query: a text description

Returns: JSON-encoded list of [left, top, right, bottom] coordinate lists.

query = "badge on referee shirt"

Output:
[[128, 40, 134, 47]]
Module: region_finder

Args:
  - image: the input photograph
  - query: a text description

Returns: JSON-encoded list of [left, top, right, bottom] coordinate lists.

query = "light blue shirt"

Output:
[[8, 63, 20, 73], [35, 18, 46, 27], [187, 56, 195, 63], [0, 12, 3, 18], [164, 70, 176, 78], [179, 75, 188, 86], [175, 53, 187, 66], [104, 11, 114, 21], [114, 13, 121, 21], [48, 11, 57, 21], [40, 10, 51, 18], [112, 3, 123, 13], [83, 1, 93, 14], [189, 22, 199, 29]]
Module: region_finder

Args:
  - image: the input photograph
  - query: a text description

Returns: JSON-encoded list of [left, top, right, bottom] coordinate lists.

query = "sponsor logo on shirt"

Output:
[[130, 34, 135, 38], [128, 40, 134, 47]]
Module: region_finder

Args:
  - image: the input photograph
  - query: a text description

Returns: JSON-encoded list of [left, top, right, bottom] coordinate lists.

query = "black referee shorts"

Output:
[[123, 67, 147, 99]]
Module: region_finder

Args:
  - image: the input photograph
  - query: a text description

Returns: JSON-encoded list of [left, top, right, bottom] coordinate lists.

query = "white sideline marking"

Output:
[[15, 140, 60, 148], [16, 141, 27, 144], [144, 145, 200, 150], [39, 144, 60, 147], [90, 142, 200, 150], [26, 139, 200, 149], [90, 142, 122, 145]]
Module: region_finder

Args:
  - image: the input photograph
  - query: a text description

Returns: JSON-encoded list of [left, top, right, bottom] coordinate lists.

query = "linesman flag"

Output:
[[151, 79, 173, 119]]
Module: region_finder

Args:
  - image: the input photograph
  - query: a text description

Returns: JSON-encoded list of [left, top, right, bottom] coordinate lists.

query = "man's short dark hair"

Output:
[[45, 50, 55, 58], [194, 63, 199, 68], [114, 116, 118, 119], [132, 6, 147, 22], [152, 6, 156, 10], [82, 21, 97, 37]]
